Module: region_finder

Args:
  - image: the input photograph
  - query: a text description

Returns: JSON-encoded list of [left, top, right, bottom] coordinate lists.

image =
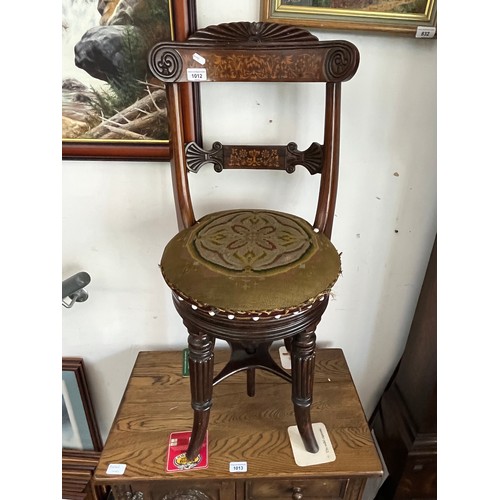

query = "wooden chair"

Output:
[[148, 21, 359, 461]]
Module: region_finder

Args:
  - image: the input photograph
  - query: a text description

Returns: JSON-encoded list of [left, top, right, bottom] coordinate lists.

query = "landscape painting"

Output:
[[62, 0, 200, 160], [261, 0, 437, 34], [280, 0, 428, 14], [62, 0, 173, 147]]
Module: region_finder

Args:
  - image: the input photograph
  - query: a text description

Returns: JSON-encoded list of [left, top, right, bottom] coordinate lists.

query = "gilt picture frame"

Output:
[[62, 0, 201, 161], [260, 0, 437, 36]]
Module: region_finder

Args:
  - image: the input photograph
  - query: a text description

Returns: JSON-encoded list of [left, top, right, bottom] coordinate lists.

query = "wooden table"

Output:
[[93, 348, 382, 499]]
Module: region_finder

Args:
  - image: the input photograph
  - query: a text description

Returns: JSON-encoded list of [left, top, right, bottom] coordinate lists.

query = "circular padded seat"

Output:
[[160, 209, 341, 316]]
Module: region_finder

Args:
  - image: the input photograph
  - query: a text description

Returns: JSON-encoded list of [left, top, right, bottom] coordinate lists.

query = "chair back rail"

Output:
[[149, 41, 358, 83], [150, 22, 360, 236], [184, 142, 324, 174]]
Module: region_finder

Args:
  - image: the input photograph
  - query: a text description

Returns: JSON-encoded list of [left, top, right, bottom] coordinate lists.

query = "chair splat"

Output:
[[185, 141, 323, 174]]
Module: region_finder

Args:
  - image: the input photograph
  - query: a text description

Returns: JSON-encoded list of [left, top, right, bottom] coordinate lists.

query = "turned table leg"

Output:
[[291, 328, 319, 454], [186, 329, 214, 461]]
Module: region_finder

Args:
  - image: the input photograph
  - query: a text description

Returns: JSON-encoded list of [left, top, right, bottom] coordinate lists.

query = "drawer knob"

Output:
[[292, 487, 304, 500]]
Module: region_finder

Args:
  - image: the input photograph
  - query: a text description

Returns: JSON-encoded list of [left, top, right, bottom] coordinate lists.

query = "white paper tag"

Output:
[[279, 345, 291, 370], [229, 461, 247, 473], [106, 463, 127, 475], [415, 26, 436, 38], [187, 68, 207, 81], [193, 53, 206, 65], [288, 423, 336, 467]]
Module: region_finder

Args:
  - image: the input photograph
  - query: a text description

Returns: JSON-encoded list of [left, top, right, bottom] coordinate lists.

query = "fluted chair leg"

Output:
[[291, 328, 319, 454], [186, 329, 214, 461]]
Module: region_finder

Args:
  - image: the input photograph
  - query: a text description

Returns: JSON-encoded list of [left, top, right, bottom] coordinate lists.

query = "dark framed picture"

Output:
[[63, 357, 104, 499], [62, 357, 102, 452], [62, 0, 201, 161], [260, 0, 437, 36]]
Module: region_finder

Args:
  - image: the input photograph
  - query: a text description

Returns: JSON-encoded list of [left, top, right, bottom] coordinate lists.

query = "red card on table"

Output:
[[166, 430, 208, 472]]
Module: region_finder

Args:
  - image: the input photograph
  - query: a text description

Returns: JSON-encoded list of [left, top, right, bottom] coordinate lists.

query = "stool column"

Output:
[[291, 327, 319, 453], [186, 328, 214, 461]]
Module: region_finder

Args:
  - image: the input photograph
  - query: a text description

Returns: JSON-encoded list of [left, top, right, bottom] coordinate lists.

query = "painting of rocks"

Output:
[[281, 0, 428, 13], [62, 0, 171, 142]]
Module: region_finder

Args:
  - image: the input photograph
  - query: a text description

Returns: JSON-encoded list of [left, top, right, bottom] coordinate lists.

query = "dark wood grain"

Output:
[[314, 82, 341, 238], [371, 238, 437, 499]]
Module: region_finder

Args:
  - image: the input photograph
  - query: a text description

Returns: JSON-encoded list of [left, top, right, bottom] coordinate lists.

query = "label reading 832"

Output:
[[187, 68, 207, 81], [229, 461, 248, 473], [415, 26, 436, 38]]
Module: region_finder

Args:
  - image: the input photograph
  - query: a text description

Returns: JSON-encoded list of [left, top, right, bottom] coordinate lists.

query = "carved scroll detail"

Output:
[[185, 142, 224, 172], [286, 142, 323, 175], [188, 21, 318, 44], [324, 43, 360, 82], [149, 46, 182, 82]]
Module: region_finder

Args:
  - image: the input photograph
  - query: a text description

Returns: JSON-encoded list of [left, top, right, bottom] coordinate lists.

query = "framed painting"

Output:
[[260, 0, 437, 35], [62, 358, 105, 499], [62, 0, 201, 160], [62, 357, 102, 452]]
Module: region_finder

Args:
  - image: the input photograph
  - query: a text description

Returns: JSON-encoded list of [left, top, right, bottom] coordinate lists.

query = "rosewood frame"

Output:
[[62, 0, 201, 161], [260, 0, 437, 36]]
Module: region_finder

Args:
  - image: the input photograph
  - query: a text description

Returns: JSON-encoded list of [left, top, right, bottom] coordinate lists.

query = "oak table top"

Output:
[[94, 348, 383, 485]]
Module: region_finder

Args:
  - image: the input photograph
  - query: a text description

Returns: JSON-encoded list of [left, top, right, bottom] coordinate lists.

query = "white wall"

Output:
[[62, 0, 436, 441]]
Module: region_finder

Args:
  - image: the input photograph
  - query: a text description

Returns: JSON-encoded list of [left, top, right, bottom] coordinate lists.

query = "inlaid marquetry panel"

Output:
[[149, 22, 359, 84], [185, 142, 323, 174]]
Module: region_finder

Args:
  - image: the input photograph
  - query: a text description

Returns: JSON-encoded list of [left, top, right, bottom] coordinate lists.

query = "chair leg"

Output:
[[186, 329, 214, 461], [247, 367, 256, 397], [291, 328, 319, 453]]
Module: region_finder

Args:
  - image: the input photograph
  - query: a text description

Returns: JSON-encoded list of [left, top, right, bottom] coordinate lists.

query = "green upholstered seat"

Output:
[[160, 209, 341, 317]]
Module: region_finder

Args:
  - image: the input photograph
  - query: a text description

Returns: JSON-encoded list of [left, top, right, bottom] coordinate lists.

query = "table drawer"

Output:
[[111, 480, 234, 500], [246, 478, 348, 499]]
